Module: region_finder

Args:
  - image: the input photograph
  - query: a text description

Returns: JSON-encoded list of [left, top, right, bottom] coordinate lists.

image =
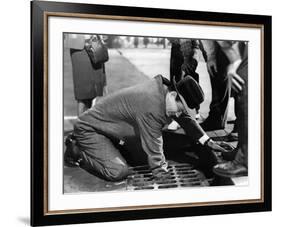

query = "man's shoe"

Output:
[[213, 161, 248, 178], [221, 147, 238, 161], [64, 134, 82, 167], [200, 117, 225, 131]]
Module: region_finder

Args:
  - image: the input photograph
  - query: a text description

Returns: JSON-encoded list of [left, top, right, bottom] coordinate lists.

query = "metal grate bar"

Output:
[[127, 163, 209, 191]]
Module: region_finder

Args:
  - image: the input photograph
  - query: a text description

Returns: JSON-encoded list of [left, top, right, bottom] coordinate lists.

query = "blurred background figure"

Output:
[[67, 34, 108, 116], [143, 37, 149, 48], [180, 39, 201, 120], [133, 37, 139, 48], [168, 38, 202, 130]]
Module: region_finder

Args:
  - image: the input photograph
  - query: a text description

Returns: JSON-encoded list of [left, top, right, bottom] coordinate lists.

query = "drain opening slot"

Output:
[[134, 186, 154, 190], [156, 180, 177, 185], [158, 184, 178, 189]]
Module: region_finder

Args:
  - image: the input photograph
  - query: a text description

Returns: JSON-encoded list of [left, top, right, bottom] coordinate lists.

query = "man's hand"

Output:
[[206, 139, 233, 153], [230, 72, 245, 93], [152, 167, 169, 180], [181, 58, 198, 76], [227, 59, 244, 94]]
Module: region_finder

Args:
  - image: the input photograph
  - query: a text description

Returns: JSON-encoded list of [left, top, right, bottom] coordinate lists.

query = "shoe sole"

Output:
[[213, 169, 248, 178]]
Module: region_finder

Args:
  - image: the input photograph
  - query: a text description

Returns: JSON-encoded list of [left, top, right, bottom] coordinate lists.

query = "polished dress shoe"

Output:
[[213, 161, 248, 178], [221, 147, 238, 161]]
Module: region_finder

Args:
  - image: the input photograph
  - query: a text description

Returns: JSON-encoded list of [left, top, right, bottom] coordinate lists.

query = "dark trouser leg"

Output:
[[208, 73, 230, 127], [170, 43, 183, 83], [74, 126, 129, 181], [208, 50, 231, 127], [235, 58, 248, 166], [190, 72, 200, 112], [233, 94, 239, 132]]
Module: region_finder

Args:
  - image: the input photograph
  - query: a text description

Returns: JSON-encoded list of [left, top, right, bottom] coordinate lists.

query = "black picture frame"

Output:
[[31, 1, 272, 226]]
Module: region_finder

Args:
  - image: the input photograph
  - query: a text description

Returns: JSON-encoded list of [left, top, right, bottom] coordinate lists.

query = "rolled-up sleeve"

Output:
[[136, 116, 168, 170]]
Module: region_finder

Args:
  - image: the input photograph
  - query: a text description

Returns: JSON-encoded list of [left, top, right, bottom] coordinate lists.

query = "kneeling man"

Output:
[[65, 75, 227, 181]]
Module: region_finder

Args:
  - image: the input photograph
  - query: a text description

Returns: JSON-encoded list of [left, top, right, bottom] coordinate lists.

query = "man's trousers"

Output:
[[73, 123, 130, 181]]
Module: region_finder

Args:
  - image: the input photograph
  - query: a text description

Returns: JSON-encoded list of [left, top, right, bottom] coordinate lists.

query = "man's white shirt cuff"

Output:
[[198, 134, 210, 145]]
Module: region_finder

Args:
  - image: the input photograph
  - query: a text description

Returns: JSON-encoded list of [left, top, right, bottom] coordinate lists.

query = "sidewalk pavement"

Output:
[[117, 48, 171, 79]]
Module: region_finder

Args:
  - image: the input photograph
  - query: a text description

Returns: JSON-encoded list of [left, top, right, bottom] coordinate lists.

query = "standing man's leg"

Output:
[[233, 50, 248, 167], [170, 42, 183, 83], [200, 48, 231, 131], [213, 43, 248, 177], [168, 41, 184, 130]]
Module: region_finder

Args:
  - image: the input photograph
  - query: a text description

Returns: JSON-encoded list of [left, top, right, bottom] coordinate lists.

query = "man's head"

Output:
[[165, 76, 204, 117]]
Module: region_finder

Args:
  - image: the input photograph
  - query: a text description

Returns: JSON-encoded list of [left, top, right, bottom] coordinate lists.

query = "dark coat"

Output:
[[70, 48, 106, 101]]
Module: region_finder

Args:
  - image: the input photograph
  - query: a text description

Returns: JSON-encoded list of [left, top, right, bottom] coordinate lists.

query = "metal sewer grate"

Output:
[[127, 163, 209, 191]]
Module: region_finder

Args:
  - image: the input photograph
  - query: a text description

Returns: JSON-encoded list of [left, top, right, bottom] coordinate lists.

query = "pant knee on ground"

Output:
[[104, 163, 129, 181], [81, 155, 129, 181]]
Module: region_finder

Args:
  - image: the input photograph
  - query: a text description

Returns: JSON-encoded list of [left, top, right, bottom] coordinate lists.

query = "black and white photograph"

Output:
[[30, 1, 271, 225], [63, 33, 249, 193], [1, 0, 278, 225]]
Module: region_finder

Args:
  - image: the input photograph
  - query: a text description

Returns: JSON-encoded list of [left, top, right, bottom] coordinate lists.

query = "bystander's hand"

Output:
[[227, 59, 245, 93], [230, 72, 245, 93], [181, 58, 198, 76]]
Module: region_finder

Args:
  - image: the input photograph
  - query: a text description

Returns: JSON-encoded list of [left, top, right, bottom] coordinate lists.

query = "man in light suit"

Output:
[[65, 75, 228, 181]]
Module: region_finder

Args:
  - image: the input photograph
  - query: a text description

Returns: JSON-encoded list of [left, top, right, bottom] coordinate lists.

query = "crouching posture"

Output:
[[65, 75, 227, 181]]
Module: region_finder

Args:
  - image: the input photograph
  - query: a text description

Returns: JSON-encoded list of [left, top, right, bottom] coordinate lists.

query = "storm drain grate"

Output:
[[127, 163, 209, 191]]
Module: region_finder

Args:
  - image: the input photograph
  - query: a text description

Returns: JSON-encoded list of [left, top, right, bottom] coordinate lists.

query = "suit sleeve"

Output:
[[174, 113, 205, 142], [136, 115, 168, 171]]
